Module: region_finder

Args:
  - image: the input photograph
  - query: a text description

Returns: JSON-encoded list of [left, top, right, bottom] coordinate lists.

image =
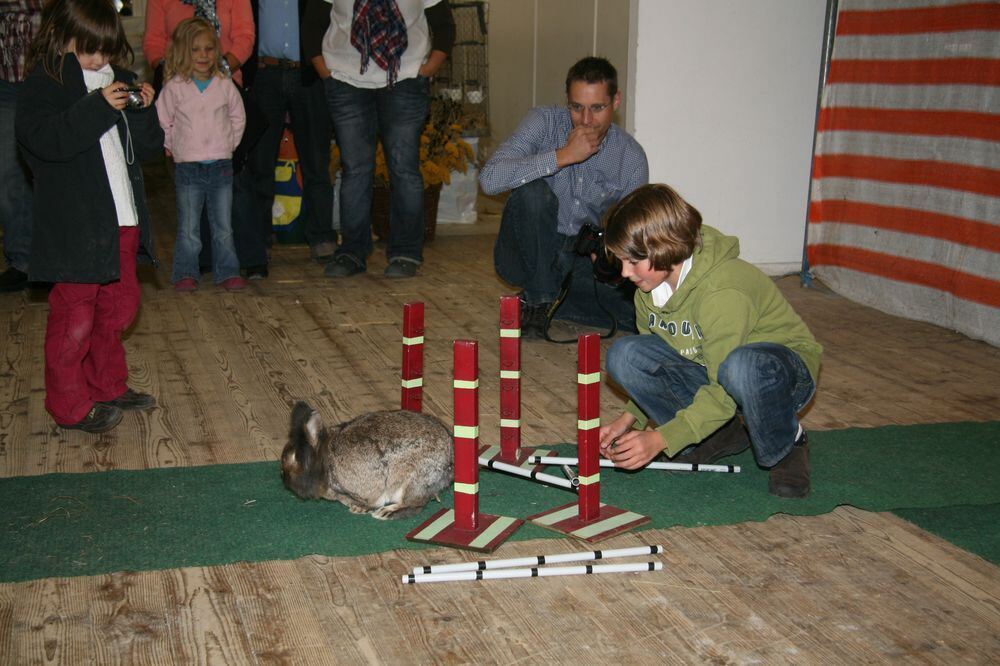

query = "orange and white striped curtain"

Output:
[[807, 0, 1000, 346]]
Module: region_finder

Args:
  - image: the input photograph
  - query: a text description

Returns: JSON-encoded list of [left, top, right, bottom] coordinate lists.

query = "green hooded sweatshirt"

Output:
[[625, 225, 823, 456]]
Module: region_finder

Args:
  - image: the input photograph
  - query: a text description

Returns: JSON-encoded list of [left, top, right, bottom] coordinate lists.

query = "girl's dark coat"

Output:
[[15, 54, 164, 284]]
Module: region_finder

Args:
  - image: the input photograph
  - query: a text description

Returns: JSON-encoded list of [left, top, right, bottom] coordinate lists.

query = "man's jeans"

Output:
[[0, 78, 33, 272], [173, 161, 240, 284], [243, 67, 334, 256], [324, 75, 428, 268], [606, 335, 816, 466], [494, 179, 636, 331]]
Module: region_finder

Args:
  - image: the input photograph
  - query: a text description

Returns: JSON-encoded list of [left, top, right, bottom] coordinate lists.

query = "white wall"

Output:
[[632, 0, 827, 273]]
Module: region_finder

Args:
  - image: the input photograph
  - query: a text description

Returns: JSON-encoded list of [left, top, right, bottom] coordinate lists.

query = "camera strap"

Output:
[[542, 267, 619, 344]]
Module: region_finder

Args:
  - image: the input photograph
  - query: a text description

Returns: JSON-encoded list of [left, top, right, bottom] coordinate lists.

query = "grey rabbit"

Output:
[[281, 401, 454, 520]]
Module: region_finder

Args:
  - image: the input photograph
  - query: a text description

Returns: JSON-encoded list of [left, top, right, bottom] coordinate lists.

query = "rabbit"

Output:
[[281, 401, 454, 520]]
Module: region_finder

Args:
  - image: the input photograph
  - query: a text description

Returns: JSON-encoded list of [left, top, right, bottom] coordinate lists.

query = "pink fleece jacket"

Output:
[[156, 75, 246, 163]]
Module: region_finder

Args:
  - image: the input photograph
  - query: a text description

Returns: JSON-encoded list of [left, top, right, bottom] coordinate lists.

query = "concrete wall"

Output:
[[632, 0, 827, 271], [487, 0, 632, 145]]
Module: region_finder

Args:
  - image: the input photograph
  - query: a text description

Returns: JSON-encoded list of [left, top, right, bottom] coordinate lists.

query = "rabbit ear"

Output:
[[304, 411, 322, 449], [290, 401, 323, 451]]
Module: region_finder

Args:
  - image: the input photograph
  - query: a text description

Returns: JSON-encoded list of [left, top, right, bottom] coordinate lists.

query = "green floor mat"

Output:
[[892, 503, 1000, 566], [2, 420, 997, 582]]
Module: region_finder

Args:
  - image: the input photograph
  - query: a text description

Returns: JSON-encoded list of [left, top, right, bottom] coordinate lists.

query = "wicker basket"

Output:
[[370, 183, 442, 243]]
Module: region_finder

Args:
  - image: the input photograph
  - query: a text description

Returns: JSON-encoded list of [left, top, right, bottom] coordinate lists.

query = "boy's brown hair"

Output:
[[603, 184, 703, 271], [29, 0, 132, 82], [164, 18, 220, 81]]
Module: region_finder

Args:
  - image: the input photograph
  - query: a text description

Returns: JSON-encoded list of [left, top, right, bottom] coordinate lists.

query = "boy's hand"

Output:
[[599, 412, 637, 457], [604, 429, 666, 470], [102, 82, 129, 110]]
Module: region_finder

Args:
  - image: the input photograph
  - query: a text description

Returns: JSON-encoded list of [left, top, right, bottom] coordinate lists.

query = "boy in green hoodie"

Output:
[[597, 184, 822, 497]]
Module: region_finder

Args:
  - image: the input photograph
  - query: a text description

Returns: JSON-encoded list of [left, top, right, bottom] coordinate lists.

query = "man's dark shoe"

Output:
[[58, 404, 123, 433], [769, 431, 810, 498], [384, 258, 418, 278], [324, 255, 364, 278], [517, 294, 553, 340], [245, 265, 269, 280], [0, 267, 28, 292], [673, 417, 751, 464], [99, 388, 156, 411]]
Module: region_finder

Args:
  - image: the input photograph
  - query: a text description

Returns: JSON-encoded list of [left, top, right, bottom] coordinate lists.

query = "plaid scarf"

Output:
[[350, 0, 408, 87], [180, 0, 220, 33]]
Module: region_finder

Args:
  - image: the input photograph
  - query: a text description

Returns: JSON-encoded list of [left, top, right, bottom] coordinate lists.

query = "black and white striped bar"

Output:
[[402, 561, 662, 584], [413, 544, 663, 575], [479, 456, 580, 490], [526, 455, 741, 474]]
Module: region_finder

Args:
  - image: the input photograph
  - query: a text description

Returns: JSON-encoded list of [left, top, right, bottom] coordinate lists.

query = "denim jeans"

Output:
[[243, 68, 334, 255], [173, 160, 240, 283], [324, 75, 429, 268], [606, 335, 816, 466], [494, 179, 636, 331], [0, 79, 33, 272]]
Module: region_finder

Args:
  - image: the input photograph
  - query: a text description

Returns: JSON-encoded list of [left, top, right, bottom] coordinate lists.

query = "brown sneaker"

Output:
[[769, 432, 810, 498], [672, 417, 751, 464]]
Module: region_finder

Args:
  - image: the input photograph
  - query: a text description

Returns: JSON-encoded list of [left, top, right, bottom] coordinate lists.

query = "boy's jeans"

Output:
[[324, 75, 429, 268], [173, 160, 240, 283], [606, 335, 816, 466]]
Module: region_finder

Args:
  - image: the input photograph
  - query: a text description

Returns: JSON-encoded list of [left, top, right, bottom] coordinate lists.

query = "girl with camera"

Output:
[[155, 17, 246, 293], [15, 0, 163, 433]]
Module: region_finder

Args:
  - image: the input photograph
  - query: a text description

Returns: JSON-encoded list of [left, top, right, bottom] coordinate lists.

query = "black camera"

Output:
[[123, 86, 145, 110], [573, 223, 623, 284]]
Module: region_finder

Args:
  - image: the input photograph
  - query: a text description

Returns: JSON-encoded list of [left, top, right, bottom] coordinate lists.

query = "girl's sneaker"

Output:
[[221, 276, 248, 291], [174, 278, 198, 292]]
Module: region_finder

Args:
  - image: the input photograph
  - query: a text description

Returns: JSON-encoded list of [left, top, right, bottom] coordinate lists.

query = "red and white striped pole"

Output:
[[498, 295, 521, 460], [576, 333, 602, 522], [453, 340, 480, 531], [400, 302, 424, 412]]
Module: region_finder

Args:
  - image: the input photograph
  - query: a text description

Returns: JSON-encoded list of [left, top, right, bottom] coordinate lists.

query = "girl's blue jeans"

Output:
[[606, 334, 816, 466], [172, 160, 240, 284]]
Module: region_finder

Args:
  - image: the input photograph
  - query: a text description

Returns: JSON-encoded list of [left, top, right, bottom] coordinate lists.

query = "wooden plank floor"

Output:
[[1, 161, 998, 663]]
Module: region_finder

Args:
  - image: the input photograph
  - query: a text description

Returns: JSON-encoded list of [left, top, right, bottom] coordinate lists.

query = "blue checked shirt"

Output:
[[480, 106, 649, 235]]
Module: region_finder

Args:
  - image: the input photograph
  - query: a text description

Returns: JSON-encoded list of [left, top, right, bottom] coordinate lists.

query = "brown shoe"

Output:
[[769, 432, 810, 498], [672, 417, 751, 464]]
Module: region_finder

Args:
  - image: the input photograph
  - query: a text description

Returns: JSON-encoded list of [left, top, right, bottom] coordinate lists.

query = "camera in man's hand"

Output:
[[573, 223, 623, 285], [123, 86, 145, 110]]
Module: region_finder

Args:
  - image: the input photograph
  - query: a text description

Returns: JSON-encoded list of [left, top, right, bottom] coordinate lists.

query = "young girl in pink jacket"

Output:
[[155, 17, 246, 292]]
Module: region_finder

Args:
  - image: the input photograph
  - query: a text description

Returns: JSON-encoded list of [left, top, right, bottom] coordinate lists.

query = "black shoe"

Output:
[[672, 417, 751, 464], [0, 267, 28, 293], [769, 431, 810, 498], [98, 388, 156, 411], [518, 294, 553, 340], [58, 404, 123, 433], [324, 255, 364, 278], [245, 265, 269, 280], [384, 258, 418, 278]]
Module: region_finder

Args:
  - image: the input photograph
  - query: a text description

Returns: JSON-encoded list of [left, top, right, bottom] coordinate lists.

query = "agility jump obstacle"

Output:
[[525, 333, 650, 542], [527, 456, 742, 474], [412, 544, 664, 575], [402, 561, 662, 585], [403, 298, 649, 550]]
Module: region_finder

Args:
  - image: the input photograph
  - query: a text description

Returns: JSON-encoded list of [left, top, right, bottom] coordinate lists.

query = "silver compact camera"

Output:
[[123, 86, 145, 110]]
